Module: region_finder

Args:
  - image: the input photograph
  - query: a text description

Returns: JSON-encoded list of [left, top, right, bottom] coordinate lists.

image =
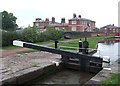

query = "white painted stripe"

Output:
[[13, 40, 25, 47], [103, 68, 111, 71]]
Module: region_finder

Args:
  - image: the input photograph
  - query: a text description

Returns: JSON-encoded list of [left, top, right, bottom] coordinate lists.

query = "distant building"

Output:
[[33, 13, 96, 32], [100, 24, 120, 33]]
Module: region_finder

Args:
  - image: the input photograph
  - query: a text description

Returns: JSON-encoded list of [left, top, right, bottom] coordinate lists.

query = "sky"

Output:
[[0, 0, 120, 28]]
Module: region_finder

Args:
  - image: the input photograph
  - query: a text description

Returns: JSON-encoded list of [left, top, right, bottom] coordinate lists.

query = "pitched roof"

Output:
[[100, 25, 119, 29], [69, 17, 95, 22], [46, 23, 68, 27]]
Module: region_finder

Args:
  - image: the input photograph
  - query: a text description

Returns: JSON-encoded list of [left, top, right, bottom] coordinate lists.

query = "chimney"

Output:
[[73, 13, 76, 18], [78, 15, 81, 18], [36, 18, 41, 21], [46, 18, 49, 22], [52, 17, 55, 24], [113, 24, 114, 26], [61, 18, 65, 23]]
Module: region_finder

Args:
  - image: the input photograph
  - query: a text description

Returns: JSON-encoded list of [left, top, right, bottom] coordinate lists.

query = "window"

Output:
[[72, 27, 76, 31], [72, 21, 76, 24], [56, 27, 59, 30], [104, 28, 107, 30], [84, 21, 86, 24], [36, 23, 39, 26], [82, 21, 84, 24]]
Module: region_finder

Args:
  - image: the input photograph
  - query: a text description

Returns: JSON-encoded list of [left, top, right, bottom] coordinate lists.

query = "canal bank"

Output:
[[84, 58, 120, 85], [0, 50, 98, 86], [0, 51, 62, 86], [84, 37, 120, 85], [1, 37, 119, 85]]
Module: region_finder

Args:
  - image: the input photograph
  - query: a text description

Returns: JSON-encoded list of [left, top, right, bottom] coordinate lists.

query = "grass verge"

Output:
[[99, 73, 120, 85], [1, 37, 80, 50], [16, 49, 39, 54], [2, 35, 114, 53], [50, 35, 114, 50], [1, 46, 22, 50]]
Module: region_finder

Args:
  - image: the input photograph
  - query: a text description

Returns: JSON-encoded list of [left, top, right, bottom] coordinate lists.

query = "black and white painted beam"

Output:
[[13, 40, 103, 60]]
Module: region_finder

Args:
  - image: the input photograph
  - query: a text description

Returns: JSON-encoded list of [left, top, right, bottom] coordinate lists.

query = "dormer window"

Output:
[[72, 20, 76, 24]]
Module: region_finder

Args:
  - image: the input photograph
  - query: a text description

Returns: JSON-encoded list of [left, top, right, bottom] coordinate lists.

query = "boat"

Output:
[[115, 33, 120, 38]]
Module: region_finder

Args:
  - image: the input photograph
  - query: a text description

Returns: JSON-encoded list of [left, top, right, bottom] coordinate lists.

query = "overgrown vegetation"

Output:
[[1, 27, 62, 47], [2, 30, 22, 46]]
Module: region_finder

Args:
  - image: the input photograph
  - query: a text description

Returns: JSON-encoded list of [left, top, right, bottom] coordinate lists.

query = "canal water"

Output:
[[25, 37, 120, 85], [93, 38, 120, 64], [25, 69, 95, 85]]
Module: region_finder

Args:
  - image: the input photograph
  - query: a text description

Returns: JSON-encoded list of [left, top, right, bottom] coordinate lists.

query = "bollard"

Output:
[[55, 40, 58, 48], [82, 37, 89, 54], [79, 39, 82, 52]]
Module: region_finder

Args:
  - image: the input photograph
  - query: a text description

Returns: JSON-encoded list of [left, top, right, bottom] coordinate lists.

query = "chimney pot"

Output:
[[61, 18, 65, 23], [78, 15, 81, 18], [36, 18, 41, 22], [73, 13, 76, 18], [46, 18, 49, 22]]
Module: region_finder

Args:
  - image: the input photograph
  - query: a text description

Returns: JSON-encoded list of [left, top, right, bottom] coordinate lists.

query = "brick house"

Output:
[[100, 24, 120, 33], [33, 13, 96, 32]]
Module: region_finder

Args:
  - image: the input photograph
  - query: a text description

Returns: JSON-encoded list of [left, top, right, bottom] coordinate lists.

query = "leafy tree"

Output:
[[44, 28, 60, 40], [1, 11, 17, 31], [21, 26, 40, 43]]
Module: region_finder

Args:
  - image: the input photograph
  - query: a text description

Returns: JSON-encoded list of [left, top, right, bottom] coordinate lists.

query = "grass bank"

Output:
[[50, 35, 114, 50], [5, 35, 114, 54], [99, 73, 120, 85], [1, 37, 79, 50]]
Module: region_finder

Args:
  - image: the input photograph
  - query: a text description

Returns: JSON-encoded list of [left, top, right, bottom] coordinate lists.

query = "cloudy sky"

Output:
[[1, 0, 119, 28]]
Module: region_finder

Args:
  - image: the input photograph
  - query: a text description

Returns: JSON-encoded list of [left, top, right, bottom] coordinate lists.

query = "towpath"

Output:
[[1, 39, 79, 57]]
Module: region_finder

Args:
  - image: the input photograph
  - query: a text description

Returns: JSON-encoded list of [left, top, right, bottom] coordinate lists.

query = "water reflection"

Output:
[[94, 38, 120, 64]]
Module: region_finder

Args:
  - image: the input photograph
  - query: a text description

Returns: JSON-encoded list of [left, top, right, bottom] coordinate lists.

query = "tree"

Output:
[[44, 28, 60, 40], [1, 11, 17, 31]]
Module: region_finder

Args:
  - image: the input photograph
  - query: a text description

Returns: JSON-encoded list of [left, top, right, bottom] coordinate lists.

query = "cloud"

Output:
[[0, 0, 119, 28]]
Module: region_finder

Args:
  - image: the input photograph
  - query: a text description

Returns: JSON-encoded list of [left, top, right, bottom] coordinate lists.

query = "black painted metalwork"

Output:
[[23, 42, 103, 71], [79, 39, 82, 52], [83, 37, 89, 54], [55, 40, 58, 48]]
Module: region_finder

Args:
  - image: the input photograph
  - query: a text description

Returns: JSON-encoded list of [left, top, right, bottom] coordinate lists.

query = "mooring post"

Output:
[[55, 40, 58, 48], [79, 38, 82, 52]]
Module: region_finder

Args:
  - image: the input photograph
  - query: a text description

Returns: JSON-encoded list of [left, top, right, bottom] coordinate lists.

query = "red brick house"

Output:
[[100, 24, 120, 33], [33, 13, 96, 32]]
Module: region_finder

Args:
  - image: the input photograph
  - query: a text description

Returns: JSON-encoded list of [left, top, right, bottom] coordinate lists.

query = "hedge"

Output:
[[1, 27, 63, 47]]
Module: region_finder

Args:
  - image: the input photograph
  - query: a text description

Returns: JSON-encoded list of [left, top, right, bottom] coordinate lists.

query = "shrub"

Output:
[[2, 30, 21, 46], [21, 26, 40, 43], [43, 28, 61, 40]]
